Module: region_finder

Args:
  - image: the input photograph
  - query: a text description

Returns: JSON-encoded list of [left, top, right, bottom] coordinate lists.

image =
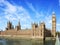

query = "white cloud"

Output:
[[0, 0, 5, 6], [44, 15, 52, 29], [0, 0, 59, 31], [57, 23, 60, 26], [5, 15, 17, 21], [0, 17, 2, 23], [56, 23, 60, 31], [0, 0, 5, 3], [0, 0, 33, 29], [26, 2, 43, 18], [26, 2, 53, 29], [26, 2, 35, 12], [45, 15, 52, 24], [35, 11, 44, 18]]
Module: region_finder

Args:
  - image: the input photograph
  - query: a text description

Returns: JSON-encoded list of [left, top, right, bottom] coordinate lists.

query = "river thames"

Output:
[[0, 38, 55, 45]]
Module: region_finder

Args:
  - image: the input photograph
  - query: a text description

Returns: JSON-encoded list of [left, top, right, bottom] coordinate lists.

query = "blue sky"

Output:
[[0, 0, 60, 31]]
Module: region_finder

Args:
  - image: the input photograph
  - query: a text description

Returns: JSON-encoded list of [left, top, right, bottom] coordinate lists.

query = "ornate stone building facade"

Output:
[[0, 12, 56, 39]]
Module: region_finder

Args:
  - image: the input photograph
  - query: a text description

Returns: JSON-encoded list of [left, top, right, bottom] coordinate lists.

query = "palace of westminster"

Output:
[[0, 12, 56, 39]]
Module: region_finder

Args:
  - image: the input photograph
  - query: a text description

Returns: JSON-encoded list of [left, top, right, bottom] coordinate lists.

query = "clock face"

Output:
[[52, 18, 55, 21]]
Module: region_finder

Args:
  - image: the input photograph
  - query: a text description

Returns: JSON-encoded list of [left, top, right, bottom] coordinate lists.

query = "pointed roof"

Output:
[[7, 20, 11, 24], [18, 19, 20, 26], [52, 12, 56, 17]]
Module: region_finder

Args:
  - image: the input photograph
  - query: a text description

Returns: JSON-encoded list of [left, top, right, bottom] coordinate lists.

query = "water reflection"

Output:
[[0, 39, 6, 45], [0, 39, 55, 45]]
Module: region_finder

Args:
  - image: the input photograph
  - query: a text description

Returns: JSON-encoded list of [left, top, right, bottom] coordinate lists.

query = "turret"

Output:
[[16, 20, 21, 31], [6, 21, 12, 30]]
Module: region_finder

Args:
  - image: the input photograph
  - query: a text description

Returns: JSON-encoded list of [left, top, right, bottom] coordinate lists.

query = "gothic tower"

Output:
[[32, 23, 38, 36], [39, 22, 45, 38], [52, 12, 56, 37], [18, 20, 21, 30], [16, 20, 21, 31], [7, 21, 12, 30], [32, 23, 36, 36]]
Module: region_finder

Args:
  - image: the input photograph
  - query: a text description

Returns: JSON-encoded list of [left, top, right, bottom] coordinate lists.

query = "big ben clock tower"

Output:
[[52, 12, 56, 37]]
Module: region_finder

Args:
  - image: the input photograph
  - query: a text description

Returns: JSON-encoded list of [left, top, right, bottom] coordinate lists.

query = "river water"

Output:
[[0, 38, 55, 45]]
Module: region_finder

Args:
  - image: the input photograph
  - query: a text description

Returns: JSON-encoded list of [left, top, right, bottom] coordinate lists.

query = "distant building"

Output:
[[0, 12, 56, 39]]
